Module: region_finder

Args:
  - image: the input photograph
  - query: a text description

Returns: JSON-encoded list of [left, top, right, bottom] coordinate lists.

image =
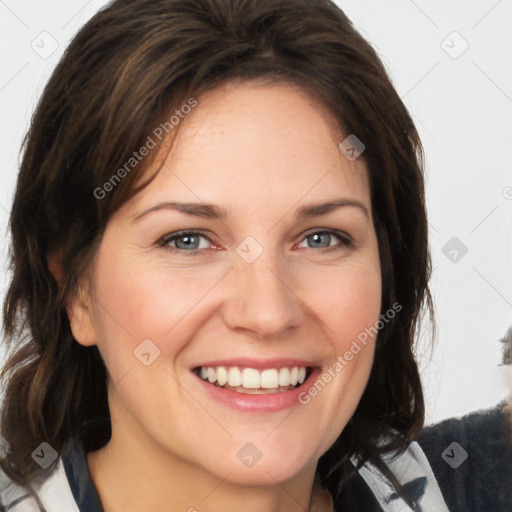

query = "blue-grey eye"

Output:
[[163, 232, 211, 251], [310, 233, 331, 248], [175, 234, 200, 250], [299, 231, 343, 249]]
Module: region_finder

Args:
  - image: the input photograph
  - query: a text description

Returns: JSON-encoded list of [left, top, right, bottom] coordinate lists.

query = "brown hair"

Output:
[[1, 0, 432, 505]]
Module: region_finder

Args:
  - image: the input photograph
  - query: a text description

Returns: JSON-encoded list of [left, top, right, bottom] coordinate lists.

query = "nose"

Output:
[[222, 250, 304, 340]]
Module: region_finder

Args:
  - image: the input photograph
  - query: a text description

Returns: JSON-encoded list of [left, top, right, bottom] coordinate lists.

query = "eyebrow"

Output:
[[132, 199, 369, 222], [295, 199, 369, 220]]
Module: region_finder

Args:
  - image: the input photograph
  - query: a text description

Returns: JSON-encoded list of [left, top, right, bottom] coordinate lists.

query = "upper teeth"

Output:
[[199, 366, 307, 389]]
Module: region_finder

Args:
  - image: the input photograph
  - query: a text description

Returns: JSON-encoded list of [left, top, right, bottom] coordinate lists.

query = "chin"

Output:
[[196, 439, 319, 486], [221, 460, 314, 487]]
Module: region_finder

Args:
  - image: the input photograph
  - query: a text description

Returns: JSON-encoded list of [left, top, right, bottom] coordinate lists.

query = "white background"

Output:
[[0, 0, 511, 425]]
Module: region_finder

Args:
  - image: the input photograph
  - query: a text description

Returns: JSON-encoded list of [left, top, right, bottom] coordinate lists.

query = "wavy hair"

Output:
[[1, 0, 432, 506]]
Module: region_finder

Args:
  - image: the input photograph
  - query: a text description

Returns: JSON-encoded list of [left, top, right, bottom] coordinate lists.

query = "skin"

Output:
[[66, 81, 382, 512]]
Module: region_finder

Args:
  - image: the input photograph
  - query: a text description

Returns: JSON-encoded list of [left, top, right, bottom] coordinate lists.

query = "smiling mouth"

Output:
[[193, 366, 313, 394]]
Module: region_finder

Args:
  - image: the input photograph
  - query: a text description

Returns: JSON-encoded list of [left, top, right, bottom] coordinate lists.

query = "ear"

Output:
[[48, 252, 63, 284], [66, 286, 98, 347], [48, 254, 98, 347]]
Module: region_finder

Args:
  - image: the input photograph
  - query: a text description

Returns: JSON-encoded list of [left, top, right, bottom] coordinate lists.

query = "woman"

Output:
[[0, 0, 509, 511]]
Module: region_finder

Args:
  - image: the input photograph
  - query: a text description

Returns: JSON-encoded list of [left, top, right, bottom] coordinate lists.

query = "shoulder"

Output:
[[0, 460, 78, 511], [0, 442, 82, 512], [417, 400, 512, 512], [328, 438, 450, 511], [330, 403, 512, 512]]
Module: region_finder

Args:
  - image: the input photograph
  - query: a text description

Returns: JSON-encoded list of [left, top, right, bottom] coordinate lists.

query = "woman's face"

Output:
[[72, 81, 381, 484]]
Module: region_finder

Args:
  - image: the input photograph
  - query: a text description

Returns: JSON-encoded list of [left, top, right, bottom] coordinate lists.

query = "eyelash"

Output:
[[157, 229, 353, 255]]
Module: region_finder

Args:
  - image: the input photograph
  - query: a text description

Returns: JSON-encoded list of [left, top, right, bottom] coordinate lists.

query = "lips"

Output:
[[191, 359, 321, 412]]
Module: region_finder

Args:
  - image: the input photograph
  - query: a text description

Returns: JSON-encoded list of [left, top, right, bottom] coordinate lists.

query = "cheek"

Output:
[[333, 266, 381, 343], [89, 251, 228, 369], [320, 260, 381, 400], [295, 257, 382, 343], [290, 257, 381, 454]]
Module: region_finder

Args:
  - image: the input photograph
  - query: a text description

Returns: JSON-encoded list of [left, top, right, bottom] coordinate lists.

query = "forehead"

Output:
[[127, 81, 370, 216]]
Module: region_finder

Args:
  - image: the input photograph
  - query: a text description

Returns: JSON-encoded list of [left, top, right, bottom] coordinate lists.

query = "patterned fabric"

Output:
[[0, 459, 79, 511], [350, 441, 449, 511]]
